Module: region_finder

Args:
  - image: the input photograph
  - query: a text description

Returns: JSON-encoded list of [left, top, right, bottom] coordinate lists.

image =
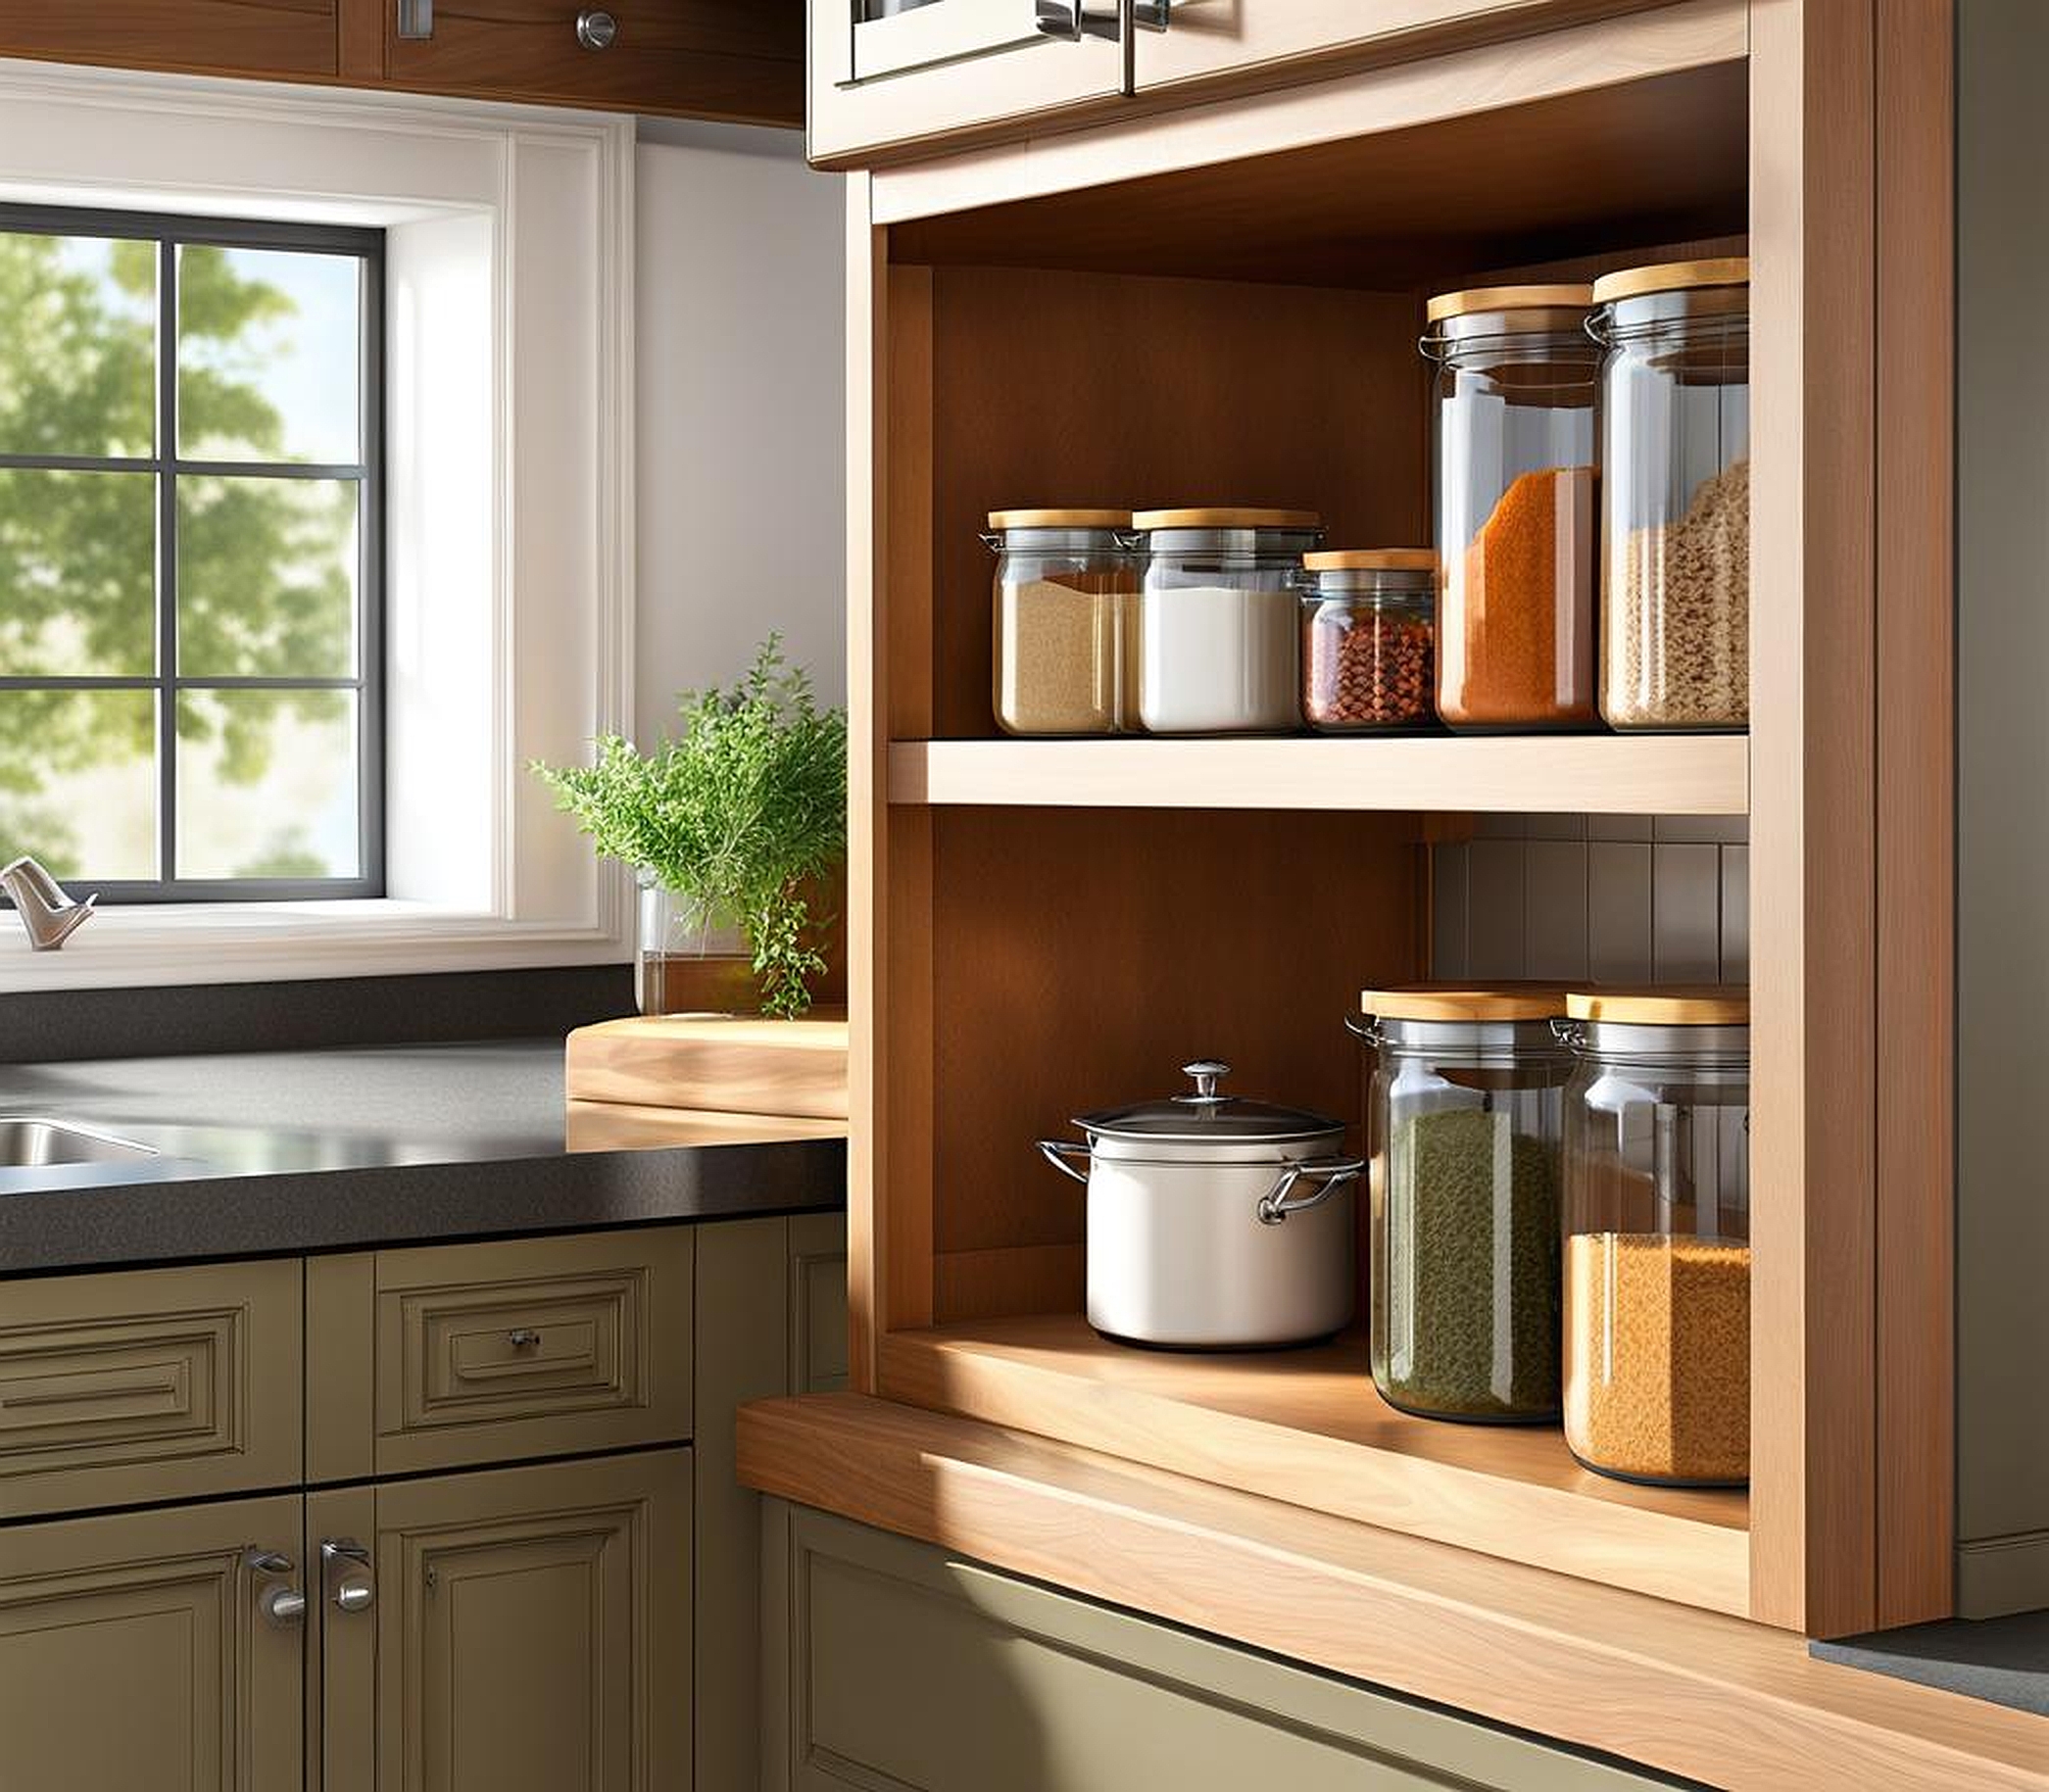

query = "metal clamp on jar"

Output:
[[1037, 1059, 1360, 1349], [1351, 987, 1573, 1423]]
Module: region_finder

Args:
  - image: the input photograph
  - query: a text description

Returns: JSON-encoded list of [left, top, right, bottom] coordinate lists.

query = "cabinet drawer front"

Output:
[[373, 1229, 693, 1476], [0, 1259, 302, 1521], [773, 1506, 1682, 1792]]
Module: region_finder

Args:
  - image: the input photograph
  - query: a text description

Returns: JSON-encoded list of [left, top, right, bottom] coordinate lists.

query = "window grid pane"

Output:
[[0, 205, 380, 899]]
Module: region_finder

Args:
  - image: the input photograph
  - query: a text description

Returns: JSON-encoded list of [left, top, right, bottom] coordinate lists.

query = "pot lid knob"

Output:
[[1178, 1060, 1231, 1104]]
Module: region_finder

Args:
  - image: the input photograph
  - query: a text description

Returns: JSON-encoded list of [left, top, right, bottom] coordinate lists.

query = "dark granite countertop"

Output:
[[1813, 1612, 2049, 1719], [0, 1041, 845, 1275]]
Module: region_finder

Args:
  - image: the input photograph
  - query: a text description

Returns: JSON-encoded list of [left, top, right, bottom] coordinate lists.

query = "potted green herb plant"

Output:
[[534, 636, 848, 1019]]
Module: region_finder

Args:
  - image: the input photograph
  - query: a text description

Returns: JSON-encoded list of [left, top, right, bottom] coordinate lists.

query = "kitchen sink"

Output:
[[0, 1119, 156, 1168]]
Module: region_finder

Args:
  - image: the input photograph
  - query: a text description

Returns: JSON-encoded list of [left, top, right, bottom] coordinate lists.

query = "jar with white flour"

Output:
[[1133, 509, 1324, 732]]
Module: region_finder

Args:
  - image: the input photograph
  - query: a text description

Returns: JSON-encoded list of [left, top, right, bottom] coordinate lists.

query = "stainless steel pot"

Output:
[[1037, 1060, 1361, 1348]]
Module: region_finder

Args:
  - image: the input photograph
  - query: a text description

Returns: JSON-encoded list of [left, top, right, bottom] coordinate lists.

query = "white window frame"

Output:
[[0, 60, 636, 990]]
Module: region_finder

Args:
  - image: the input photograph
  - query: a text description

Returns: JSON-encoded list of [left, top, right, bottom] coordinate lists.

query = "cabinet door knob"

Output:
[[507, 1326, 543, 1349], [322, 1537, 376, 1616], [576, 9, 617, 50], [260, 1584, 309, 1627]]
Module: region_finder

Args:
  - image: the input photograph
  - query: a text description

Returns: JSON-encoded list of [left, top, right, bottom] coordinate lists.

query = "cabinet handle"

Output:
[[244, 1548, 307, 1627], [396, 0, 433, 38], [576, 8, 617, 50], [507, 1327, 543, 1349], [1130, 0, 1170, 26], [322, 1537, 375, 1616]]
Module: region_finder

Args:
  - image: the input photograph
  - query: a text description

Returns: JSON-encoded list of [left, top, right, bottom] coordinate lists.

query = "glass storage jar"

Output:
[[1589, 260, 1750, 731], [986, 509, 1140, 736], [1296, 550, 1438, 732], [1422, 286, 1599, 732], [1558, 989, 1750, 1486], [1351, 987, 1574, 1423], [1134, 508, 1323, 733]]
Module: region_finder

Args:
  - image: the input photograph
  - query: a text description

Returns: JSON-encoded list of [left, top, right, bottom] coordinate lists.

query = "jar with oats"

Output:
[[986, 509, 1141, 735], [1422, 286, 1599, 732], [1295, 550, 1438, 733], [1590, 260, 1750, 732], [1557, 989, 1750, 1487]]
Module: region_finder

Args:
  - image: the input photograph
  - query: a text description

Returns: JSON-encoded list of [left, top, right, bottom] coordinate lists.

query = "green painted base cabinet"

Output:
[[0, 1211, 847, 1792], [762, 1505, 1689, 1792]]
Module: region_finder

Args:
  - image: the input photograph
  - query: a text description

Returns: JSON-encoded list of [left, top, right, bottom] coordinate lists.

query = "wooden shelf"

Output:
[[888, 735, 1749, 815], [878, 1314, 1749, 1617]]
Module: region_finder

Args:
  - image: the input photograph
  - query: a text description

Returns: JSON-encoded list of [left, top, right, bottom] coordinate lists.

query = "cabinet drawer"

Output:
[[769, 1505, 1684, 1792], [324, 1229, 693, 1477], [0, 1259, 302, 1521]]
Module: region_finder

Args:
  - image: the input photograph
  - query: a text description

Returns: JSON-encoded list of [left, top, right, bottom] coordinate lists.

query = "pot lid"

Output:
[[1074, 1060, 1342, 1143]]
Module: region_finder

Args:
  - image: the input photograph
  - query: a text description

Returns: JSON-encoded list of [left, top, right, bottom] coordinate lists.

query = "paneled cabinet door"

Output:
[[808, 0, 1127, 167], [1131, 0, 1666, 97], [315, 1449, 692, 1792], [0, 1493, 307, 1792], [0, 0, 340, 80]]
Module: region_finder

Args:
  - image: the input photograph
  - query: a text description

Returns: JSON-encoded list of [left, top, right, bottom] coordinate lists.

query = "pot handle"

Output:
[[1256, 1154, 1364, 1226], [1036, 1138, 1093, 1186]]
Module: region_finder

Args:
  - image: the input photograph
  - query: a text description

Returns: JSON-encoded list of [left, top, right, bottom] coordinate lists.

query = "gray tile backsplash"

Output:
[[1433, 816, 1749, 986]]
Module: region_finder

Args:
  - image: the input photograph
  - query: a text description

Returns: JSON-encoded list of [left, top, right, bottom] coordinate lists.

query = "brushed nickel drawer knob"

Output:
[[507, 1327, 543, 1348], [576, 9, 617, 50]]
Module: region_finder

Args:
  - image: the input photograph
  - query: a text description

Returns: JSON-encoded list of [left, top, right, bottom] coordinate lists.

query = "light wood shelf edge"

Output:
[[888, 735, 1749, 815], [737, 1395, 2049, 1792], [878, 1319, 1749, 1618]]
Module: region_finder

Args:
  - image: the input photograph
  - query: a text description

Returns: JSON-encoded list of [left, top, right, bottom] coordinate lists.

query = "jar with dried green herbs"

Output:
[[1352, 987, 1573, 1423], [987, 509, 1141, 735]]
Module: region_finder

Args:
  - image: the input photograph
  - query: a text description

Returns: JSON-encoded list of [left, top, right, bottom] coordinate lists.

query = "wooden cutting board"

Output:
[[565, 1010, 850, 1121]]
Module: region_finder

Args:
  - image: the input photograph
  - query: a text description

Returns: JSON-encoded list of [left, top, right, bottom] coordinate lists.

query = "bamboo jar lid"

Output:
[[1423, 283, 1593, 323], [1590, 258, 1750, 305], [987, 508, 1133, 530], [1361, 985, 1570, 1022], [1566, 988, 1750, 1025], [1132, 508, 1321, 531], [1303, 549, 1437, 572]]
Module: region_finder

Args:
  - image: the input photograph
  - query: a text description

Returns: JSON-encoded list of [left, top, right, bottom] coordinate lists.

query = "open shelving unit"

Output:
[[844, 0, 1953, 1641]]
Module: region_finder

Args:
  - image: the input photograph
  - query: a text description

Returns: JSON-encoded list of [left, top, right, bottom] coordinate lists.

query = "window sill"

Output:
[[0, 899, 629, 992]]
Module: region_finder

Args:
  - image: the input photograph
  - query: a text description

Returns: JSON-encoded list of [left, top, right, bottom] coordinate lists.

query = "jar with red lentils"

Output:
[[1295, 550, 1439, 732]]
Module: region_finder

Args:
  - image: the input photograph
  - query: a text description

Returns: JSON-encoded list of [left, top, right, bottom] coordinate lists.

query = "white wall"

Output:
[[633, 123, 848, 745]]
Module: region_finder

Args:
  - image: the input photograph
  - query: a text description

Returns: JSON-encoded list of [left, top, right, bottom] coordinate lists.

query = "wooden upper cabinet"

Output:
[[380, 0, 805, 121], [809, 0, 1126, 167], [0, 0, 340, 79], [1130, 0, 1679, 97]]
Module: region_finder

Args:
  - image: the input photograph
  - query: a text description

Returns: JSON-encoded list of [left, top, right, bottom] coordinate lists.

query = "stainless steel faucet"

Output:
[[1, 856, 96, 950]]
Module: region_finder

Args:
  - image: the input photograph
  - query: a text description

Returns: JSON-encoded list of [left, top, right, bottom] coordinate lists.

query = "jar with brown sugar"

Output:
[[1558, 990, 1751, 1487], [1422, 287, 1599, 731], [987, 509, 1141, 735]]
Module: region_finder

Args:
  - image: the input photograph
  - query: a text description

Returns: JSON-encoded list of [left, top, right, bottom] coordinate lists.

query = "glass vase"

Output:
[[635, 869, 756, 1016]]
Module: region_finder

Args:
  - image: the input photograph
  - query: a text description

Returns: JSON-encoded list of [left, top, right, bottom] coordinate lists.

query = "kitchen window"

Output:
[[0, 205, 382, 900]]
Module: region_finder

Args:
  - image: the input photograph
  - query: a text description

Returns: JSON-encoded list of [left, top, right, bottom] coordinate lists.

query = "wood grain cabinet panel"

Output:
[[368, 1229, 694, 1477], [0, 0, 339, 79], [0, 1258, 302, 1521], [383, 0, 804, 121], [0, 1494, 306, 1792], [322, 1451, 692, 1792]]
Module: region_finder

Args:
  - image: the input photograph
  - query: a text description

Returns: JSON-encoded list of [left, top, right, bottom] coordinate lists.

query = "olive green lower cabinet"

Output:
[[0, 1493, 306, 1792], [762, 1505, 1686, 1792], [0, 1210, 847, 1792], [309, 1451, 692, 1792]]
